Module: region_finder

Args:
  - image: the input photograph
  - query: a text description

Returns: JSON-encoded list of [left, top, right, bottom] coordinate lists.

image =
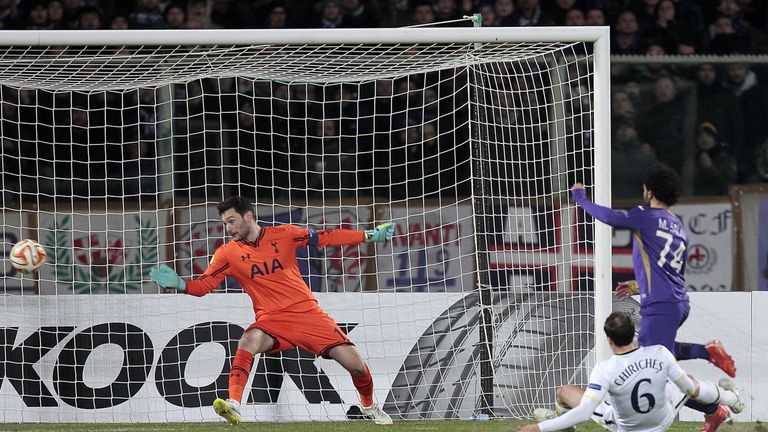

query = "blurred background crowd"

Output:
[[1, 0, 767, 203]]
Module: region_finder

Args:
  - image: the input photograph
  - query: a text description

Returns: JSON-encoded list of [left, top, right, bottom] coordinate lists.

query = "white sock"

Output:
[[697, 380, 738, 408]]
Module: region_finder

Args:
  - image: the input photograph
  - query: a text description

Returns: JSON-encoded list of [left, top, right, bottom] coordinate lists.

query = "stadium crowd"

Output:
[[0, 0, 767, 202]]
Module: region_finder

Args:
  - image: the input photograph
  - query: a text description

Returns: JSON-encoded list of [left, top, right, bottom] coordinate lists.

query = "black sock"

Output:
[[685, 400, 719, 415]]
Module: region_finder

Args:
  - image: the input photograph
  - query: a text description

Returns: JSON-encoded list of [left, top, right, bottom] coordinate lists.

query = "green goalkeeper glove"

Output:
[[365, 222, 395, 243], [149, 264, 186, 291]]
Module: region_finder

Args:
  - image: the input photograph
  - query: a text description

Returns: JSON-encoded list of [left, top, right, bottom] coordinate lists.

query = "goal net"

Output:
[[0, 28, 611, 422]]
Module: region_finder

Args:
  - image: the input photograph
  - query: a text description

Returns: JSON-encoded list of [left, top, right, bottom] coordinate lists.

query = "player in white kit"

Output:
[[518, 312, 743, 432]]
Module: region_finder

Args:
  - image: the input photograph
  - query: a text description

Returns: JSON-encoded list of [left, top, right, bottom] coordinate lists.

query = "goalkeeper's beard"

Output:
[[232, 222, 257, 241]]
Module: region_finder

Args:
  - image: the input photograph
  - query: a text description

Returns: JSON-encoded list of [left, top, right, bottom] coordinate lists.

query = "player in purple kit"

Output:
[[571, 164, 736, 432]]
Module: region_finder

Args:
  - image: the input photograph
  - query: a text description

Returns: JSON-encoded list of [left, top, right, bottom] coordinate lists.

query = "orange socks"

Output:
[[352, 365, 374, 407], [229, 349, 254, 403]]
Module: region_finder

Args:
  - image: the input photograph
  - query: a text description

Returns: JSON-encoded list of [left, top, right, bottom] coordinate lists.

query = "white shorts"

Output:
[[592, 399, 618, 432]]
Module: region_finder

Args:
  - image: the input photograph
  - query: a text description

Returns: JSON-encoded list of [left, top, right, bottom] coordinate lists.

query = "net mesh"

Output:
[[0, 35, 601, 422]]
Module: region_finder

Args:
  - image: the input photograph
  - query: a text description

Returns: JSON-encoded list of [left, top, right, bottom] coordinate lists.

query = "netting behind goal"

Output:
[[0, 28, 609, 422]]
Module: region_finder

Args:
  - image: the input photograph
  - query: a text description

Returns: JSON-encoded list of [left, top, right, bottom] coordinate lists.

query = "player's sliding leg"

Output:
[[327, 344, 393, 425], [674, 340, 736, 414], [692, 376, 743, 432], [213, 328, 275, 425], [701, 405, 730, 432], [676, 340, 736, 377], [716, 378, 744, 413], [696, 377, 743, 412], [532, 384, 580, 420], [554, 385, 583, 414], [532, 385, 579, 432]]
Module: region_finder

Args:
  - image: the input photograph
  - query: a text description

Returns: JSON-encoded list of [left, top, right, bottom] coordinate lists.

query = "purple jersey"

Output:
[[572, 189, 689, 306]]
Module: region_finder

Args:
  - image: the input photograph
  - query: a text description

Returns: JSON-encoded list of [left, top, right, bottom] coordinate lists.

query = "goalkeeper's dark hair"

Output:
[[644, 163, 680, 207], [217, 196, 255, 216], [604, 312, 635, 347]]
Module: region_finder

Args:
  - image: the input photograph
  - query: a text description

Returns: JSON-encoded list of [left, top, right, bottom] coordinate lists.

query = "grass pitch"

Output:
[[0, 420, 761, 432]]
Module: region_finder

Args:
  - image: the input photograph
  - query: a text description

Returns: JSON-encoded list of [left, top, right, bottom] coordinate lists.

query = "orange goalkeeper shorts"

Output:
[[247, 302, 352, 357]]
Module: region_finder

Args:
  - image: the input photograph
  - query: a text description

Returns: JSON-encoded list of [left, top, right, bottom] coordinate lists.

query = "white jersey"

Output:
[[587, 345, 689, 432]]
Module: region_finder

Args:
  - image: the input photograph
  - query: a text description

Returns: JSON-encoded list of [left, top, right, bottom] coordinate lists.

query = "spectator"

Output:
[[724, 63, 768, 181], [622, 81, 644, 110], [627, 42, 679, 83], [611, 117, 658, 199], [458, 0, 474, 17], [184, 17, 205, 28], [164, 3, 186, 29], [707, 16, 751, 53], [379, 0, 411, 27], [478, 2, 497, 26], [712, 0, 740, 29], [187, 0, 216, 28], [643, 0, 697, 54], [674, 0, 705, 39], [693, 122, 737, 195], [316, 0, 344, 27], [48, 0, 66, 29], [695, 63, 744, 164], [308, 118, 357, 197], [25, 1, 49, 30], [110, 14, 129, 29], [411, 1, 435, 25], [585, 8, 605, 26], [130, 0, 165, 28], [631, 0, 657, 33], [748, 139, 768, 183], [636, 75, 690, 172], [611, 10, 645, 54], [545, 0, 581, 25], [510, 0, 554, 26], [645, 41, 663, 54], [208, 0, 250, 28], [264, 3, 289, 29], [737, 0, 767, 29], [433, 0, 459, 22], [340, 0, 379, 27], [677, 41, 697, 55], [62, 0, 83, 28], [565, 8, 585, 25], [495, 0, 514, 25], [709, 0, 768, 53], [78, 6, 102, 29], [0, 0, 22, 29], [612, 90, 637, 122]]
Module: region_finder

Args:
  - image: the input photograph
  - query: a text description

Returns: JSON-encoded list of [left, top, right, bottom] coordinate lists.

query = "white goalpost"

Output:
[[0, 27, 612, 422]]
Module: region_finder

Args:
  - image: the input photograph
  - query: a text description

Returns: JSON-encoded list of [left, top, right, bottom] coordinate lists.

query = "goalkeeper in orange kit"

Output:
[[150, 196, 395, 425]]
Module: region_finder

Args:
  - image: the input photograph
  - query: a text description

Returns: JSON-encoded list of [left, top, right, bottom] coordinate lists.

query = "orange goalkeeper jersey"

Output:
[[184, 224, 365, 317]]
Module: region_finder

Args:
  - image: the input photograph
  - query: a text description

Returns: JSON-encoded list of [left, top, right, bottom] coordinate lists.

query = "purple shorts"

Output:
[[637, 301, 690, 352]]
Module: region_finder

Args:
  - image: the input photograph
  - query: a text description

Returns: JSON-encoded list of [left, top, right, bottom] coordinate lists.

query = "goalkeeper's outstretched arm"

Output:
[[150, 251, 229, 296], [299, 222, 395, 247], [149, 264, 186, 291]]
